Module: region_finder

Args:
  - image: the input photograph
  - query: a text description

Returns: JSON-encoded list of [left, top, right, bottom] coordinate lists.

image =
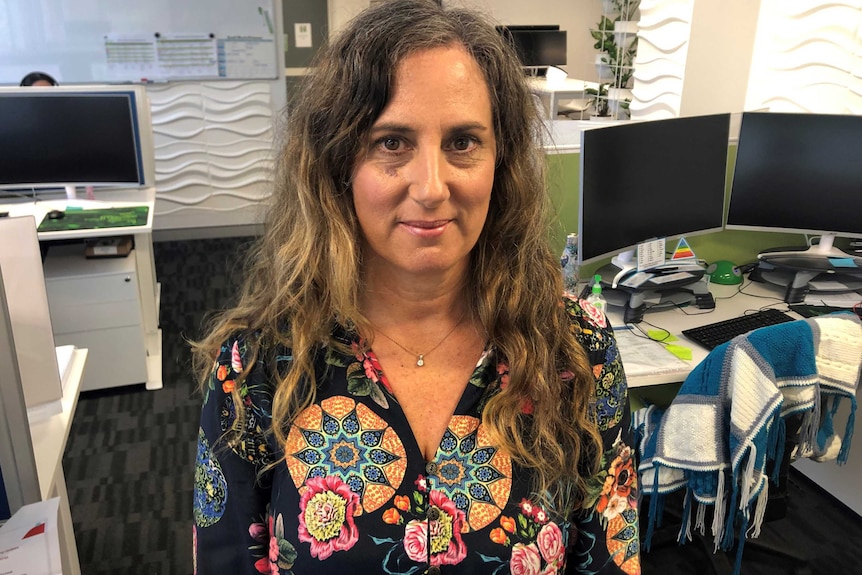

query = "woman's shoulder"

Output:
[[204, 330, 288, 406], [562, 293, 610, 334]]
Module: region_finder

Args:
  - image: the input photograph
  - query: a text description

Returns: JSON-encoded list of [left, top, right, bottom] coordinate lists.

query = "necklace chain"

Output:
[[371, 311, 466, 367]]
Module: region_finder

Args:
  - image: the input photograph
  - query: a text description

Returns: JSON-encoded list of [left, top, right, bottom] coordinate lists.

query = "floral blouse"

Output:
[[194, 297, 640, 574]]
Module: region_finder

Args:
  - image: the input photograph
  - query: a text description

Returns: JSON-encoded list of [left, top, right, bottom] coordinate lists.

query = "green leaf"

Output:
[[324, 347, 349, 368], [345, 362, 363, 380], [517, 514, 528, 530], [369, 384, 390, 409], [347, 378, 373, 397]]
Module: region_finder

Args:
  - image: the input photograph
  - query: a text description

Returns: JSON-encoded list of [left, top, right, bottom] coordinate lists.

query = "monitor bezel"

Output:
[[0, 84, 155, 191], [725, 111, 862, 241], [577, 114, 731, 266]]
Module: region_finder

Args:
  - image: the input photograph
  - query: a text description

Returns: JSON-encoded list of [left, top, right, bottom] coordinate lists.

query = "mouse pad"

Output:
[[37, 206, 149, 232]]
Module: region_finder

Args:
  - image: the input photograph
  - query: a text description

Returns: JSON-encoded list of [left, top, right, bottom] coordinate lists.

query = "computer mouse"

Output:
[[47, 209, 65, 220]]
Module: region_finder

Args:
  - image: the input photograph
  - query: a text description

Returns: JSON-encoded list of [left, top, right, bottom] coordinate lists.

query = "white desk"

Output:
[[608, 280, 803, 388], [28, 347, 87, 575], [526, 77, 599, 120], [0, 188, 162, 391]]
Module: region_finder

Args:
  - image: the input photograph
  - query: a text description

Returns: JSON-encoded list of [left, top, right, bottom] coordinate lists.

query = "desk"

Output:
[[609, 280, 803, 388], [526, 77, 599, 120], [28, 347, 87, 575], [0, 188, 162, 391]]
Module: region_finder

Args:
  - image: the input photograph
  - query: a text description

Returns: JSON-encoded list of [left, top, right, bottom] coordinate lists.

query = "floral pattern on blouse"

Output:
[[194, 296, 640, 574]]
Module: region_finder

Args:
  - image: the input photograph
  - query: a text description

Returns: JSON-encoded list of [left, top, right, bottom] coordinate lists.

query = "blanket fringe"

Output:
[[839, 397, 857, 464]]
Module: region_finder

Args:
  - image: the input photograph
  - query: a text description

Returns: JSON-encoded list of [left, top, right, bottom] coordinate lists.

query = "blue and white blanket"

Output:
[[633, 313, 862, 572]]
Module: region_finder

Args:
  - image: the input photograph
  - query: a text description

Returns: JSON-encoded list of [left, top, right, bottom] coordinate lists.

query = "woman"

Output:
[[193, 1, 639, 573]]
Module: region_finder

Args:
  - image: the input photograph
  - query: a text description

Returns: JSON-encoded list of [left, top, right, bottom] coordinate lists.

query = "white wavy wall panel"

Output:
[[146, 81, 276, 230], [746, 0, 862, 113], [629, 0, 695, 120]]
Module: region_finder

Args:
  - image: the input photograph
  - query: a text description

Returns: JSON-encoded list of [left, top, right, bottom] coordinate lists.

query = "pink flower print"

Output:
[[267, 536, 280, 575], [414, 475, 428, 493], [231, 341, 243, 373], [510, 542, 542, 575], [362, 357, 380, 383], [536, 523, 564, 567], [266, 515, 280, 574], [403, 491, 467, 566], [580, 299, 607, 328], [497, 362, 511, 390], [519, 498, 534, 516], [297, 475, 360, 560], [248, 521, 268, 543], [403, 520, 429, 562], [426, 490, 467, 566], [533, 507, 548, 524], [254, 557, 270, 574]]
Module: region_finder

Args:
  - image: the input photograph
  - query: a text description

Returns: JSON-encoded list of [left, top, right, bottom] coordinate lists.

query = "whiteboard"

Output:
[[0, 0, 277, 85]]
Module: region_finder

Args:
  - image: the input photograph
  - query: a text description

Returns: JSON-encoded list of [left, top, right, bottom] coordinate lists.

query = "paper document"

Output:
[[614, 328, 691, 378], [0, 497, 61, 575], [803, 291, 861, 307]]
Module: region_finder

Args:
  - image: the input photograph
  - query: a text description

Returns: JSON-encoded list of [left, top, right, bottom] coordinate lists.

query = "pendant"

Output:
[[417, 354, 425, 367]]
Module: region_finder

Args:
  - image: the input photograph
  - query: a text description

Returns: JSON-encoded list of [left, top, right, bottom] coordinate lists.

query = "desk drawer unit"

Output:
[[43, 244, 147, 391]]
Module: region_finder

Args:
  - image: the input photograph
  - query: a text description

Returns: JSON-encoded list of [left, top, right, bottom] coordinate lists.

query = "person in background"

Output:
[[19, 71, 58, 87], [192, 1, 639, 573]]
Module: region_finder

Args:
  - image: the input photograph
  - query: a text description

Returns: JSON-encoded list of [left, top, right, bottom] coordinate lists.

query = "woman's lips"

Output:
[[400, 219, 451, 238]]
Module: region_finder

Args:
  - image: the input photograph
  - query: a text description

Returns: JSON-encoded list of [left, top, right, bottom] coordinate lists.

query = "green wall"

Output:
[[545, 146, 812, 277]]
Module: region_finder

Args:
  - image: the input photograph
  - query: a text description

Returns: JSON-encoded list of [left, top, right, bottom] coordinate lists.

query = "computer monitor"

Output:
[[726, 111, 862, 266], [579, 113, 731, 274], [0, 85, 155, 194], [497, 26, 567, 69]]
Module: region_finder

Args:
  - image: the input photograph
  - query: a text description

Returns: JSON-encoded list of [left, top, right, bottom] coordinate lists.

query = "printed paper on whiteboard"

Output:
[[295, 23, 312, 48]]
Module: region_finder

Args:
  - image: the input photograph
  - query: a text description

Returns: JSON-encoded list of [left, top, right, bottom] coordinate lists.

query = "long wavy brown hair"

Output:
[[193, 0, 602, 515]]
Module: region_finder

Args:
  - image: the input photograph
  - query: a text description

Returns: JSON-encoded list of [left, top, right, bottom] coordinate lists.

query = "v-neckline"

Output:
[[362, 345, 496, 460]]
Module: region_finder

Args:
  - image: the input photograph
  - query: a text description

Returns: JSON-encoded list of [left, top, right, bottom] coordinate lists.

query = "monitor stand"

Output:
[[756, 234, 862, 303], [597, 261, 713, 324]]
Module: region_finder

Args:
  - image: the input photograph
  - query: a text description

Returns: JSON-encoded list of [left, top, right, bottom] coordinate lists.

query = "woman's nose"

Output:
[[407, 148, 449, 207]]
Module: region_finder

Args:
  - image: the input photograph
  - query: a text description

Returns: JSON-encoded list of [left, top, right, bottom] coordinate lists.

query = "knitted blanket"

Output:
[[633, 312, 862, 574]]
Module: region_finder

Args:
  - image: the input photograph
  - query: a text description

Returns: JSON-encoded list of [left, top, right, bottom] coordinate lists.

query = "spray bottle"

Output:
[[586, 274, 606, 316]]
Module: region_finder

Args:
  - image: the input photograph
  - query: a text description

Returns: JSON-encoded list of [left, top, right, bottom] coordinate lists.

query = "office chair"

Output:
[[635, 313, 861, 575], [641, 415, 811, 575]]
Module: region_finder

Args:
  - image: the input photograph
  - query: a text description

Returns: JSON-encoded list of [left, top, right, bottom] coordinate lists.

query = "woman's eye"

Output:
[[382, 137, 400, 151], [451, 136, 476, 152]]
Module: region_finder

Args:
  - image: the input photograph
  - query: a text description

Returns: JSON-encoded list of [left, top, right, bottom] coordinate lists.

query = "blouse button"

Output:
[[427, 507, 440, 521], [425, 461, 438, 476], [427, 567, 441, 575]]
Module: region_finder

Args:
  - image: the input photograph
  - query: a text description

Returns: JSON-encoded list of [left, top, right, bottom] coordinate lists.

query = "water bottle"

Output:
[[560, 233, 580, 296], [586, 274, 607, 316]]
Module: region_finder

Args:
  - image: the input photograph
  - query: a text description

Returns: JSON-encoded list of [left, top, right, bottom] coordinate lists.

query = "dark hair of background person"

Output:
[[193, 0, 602, 515], [20, 71, 58, 86]]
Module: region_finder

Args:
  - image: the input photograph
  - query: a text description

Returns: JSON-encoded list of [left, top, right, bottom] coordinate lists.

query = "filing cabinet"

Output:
[[43, 243, 147, 391]]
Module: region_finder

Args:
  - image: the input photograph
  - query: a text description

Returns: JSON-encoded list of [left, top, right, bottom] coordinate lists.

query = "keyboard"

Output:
[[682, 309, 796, 350]]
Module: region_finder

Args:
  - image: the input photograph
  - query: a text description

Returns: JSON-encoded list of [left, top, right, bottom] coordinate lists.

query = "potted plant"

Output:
[[590, 0, 640, 119]]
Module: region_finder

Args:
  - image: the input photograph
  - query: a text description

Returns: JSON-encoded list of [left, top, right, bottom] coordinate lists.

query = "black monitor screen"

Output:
[[498, 28, 567, 68], [0, 92, 145, 188], [727, 112, 862, 238], [579, 114, 731, 263]]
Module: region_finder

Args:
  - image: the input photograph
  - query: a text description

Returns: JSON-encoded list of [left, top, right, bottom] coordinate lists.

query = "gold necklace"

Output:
[[371, 311, 466, 367]]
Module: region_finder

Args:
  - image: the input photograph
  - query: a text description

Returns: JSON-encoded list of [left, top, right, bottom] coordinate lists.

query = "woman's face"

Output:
[[351, 45, 497, 282]]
